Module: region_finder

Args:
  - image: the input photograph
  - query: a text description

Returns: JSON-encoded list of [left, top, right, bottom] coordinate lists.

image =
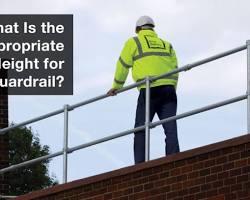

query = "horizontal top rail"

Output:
[[0, 44, 246, 135]]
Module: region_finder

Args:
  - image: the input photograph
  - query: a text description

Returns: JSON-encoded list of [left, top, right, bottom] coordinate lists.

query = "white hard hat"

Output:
[[136, 16, 155, 28]]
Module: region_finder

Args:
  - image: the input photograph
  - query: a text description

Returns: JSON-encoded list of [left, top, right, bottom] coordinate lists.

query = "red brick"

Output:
[[107, 184, 117, 192], [224, 177, 236, 186], [206, 174, 218, 183], [186, 157, 198, 164], [133, 171, 143, 179], [133, 191, 148, 199], [92, 182, 103, 190], [222, 162, 234, 170], [228, 152, 241, 161], [170, 167, 181, 176], [230, 183, 242, 192], [193, 162, 204, 170], [152, 166, 162, 173], [229, 168, 242, 177], [159, 171, 169, 179], [83, 185, 93, 192], [117, 182, 128, 189], [181, 165, 193, 173], [198, 153, 209, 161], [241, 150, 250, 158], [235, 159, 248, 168], [237, 190, 250, 199], [145, 194, 166, 200], [236, 174, 249, 183], [161, 185, 171, 193], [89, 188, 107, 197], [102, 180, 111, 187], [133, 185, 143, 193], [148, 174, 159, 182], [166, 191, 179, 199], [204, 159, 216, 168], [171, 182, 182, 191], [218, 171, 229, 180], [212, 180, 223, 188], [211, 165, 223, 174], [207, 194, 225, 200], [121, 174, 132, 182], [162, 162, 175, 171], [183, 194, 195, 200], [113, 190, 123, 198], [194, 177, 205, 185], [206, 189, 218, 198], [154, 180, 165, 187], [189, 186, 200, 194], [200, 168, 211, 177], [233, 144, 245, 152], [221, 147, 233, 155], [195, 192, 207, 199], [218, 186, 230, 194], [243, 181, 250, 190], [216, 156, 228, 165], [140, 176, 150, 184], [176, 174, 187, 182], [188, 171, 199, 179], [103, 193, 112, 200], [178, 189, 189, 196], [148, 186, 170, 196], [225, 193, 237, 199], [112, 177, 122, 184], [182, 179, 194, 189], [173, 197, 183, 200], [142, 168, 153, 176], [242, 166, 250, 174], [174, 159, 186, 167], [201, 183, 212, 191], [128, 195, 136, 200], [123, 188, 133, 196], [165, 176, 177, 185], [144, 183, 154, 190]]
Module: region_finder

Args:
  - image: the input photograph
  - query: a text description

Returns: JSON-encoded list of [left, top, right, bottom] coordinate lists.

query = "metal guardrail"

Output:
[[0, 41, 249, 187]]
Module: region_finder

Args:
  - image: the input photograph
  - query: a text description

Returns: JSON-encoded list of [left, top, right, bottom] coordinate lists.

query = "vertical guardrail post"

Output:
[[145, 77, 151, 161], [247, 40, 250, 133], [63, 104, 69, 183]]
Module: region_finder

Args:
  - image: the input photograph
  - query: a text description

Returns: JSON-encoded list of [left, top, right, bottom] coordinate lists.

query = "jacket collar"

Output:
[[138, 29, 157, 37]]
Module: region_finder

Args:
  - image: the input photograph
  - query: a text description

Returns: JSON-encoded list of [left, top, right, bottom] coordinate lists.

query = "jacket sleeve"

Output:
[[112, 38, 136, 89]]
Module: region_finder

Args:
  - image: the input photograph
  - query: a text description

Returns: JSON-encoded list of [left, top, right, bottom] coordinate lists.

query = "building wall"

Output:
[[0, 89, 9, 195], [15, 134, 250, 200]]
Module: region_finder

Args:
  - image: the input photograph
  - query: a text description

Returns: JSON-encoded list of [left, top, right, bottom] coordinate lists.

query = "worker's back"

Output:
[[130, 29, 178, 89]]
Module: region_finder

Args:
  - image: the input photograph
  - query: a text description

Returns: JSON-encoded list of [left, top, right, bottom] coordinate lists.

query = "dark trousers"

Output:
[[134, 85, 180, 164]]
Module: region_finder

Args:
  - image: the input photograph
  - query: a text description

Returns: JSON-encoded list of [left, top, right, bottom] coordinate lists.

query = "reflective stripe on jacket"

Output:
[[112, 29, 178, 90]]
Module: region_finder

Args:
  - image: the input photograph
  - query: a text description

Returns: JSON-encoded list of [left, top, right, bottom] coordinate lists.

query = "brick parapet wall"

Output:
[[0, 93, 9, 195], [16, 134, 250, 200], [0, 64, 9, 195]]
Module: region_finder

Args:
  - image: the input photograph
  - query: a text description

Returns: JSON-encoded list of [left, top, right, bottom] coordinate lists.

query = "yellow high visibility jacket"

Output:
[[112, 29, 178, 90]]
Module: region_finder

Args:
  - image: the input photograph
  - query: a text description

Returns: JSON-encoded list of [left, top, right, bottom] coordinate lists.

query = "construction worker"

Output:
[[107, 16, 180, 164]]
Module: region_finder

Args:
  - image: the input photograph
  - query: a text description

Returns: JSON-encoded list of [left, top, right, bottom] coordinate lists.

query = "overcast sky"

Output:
[[1, 0, 250, 184]]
